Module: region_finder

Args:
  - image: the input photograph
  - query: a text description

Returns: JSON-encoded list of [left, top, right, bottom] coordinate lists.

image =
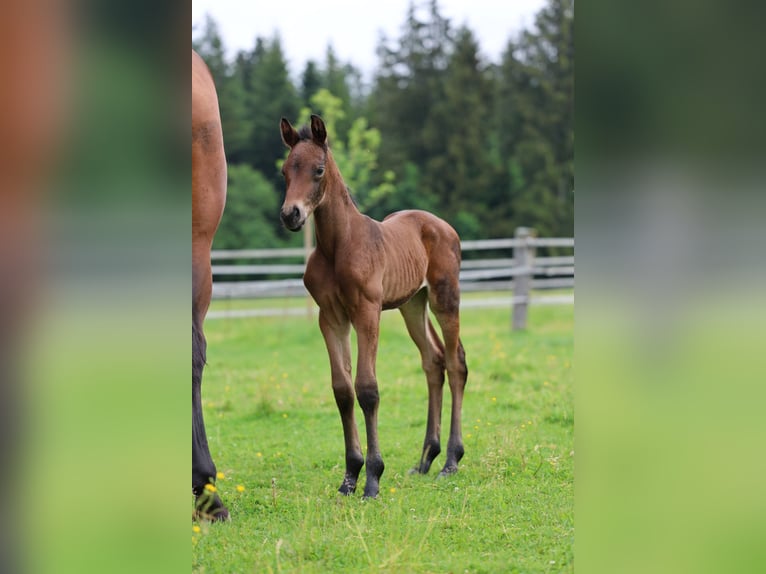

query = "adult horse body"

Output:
[[192, 50, 228, 520], [280, 115, 468, 498]]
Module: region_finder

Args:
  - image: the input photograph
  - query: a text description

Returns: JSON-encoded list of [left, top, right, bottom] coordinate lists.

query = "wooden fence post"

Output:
[[512, 227, 536, 331]]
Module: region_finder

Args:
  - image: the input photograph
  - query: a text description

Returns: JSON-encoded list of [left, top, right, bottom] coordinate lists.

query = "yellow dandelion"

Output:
[[282, 373, 288, 379], [204, 483, 217, 493], [474, 425, 479, 430], [216, 471, 225, 480], [192, 525, 201, 533], [521, 424, 526, 429], [236, 485, 245, 493], [389, 487, 397, 494], [466, 433, 473, 438], [282, 413, 288, 418], [527, 420, 532, 425], [491, 397, 497, 402], [256, 452, 263, 458]]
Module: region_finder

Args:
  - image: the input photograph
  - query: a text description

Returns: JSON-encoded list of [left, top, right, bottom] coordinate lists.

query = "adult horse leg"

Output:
[[192, 49, 227, 520], [399, 288, 446, 474], [318, 309, 364, 494], [192, 254, 228, 520], [352, 302, 385, 498], [428, 276, 468, 477]]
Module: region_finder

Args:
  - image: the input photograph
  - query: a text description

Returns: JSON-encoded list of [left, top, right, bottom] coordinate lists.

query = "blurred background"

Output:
[[2, 1, 188, 573], [577, 1, 766, 573]]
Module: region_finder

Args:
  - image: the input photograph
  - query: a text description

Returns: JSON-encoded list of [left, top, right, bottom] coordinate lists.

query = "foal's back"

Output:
[[382, 209, 461, 257]]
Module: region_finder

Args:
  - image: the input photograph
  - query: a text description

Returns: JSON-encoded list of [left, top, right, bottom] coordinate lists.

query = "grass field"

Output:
[[193, 296, 573, 573]]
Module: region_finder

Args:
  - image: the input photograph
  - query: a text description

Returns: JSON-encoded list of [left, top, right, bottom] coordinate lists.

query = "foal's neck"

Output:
[[313, 153, 364, 257]]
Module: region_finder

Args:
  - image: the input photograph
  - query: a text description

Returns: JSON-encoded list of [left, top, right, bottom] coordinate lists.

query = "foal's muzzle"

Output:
[[281, 205, 305, 232]]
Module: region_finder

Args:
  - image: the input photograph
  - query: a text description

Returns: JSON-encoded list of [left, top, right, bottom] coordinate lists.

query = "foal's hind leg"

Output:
[[399, 288, 446, 474], [428, 276, 468, 477]]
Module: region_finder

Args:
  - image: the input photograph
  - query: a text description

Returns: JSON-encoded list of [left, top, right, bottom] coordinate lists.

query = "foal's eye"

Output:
[[315, 166, 325, 178]]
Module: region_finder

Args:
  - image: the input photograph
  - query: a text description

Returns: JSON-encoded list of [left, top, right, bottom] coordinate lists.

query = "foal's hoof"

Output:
[[338, 477, 357, 496], [194, 491, 230, 522], [362, 485, 380, 499], [409, 460, 435, 475], [437, 465, 459, 479]]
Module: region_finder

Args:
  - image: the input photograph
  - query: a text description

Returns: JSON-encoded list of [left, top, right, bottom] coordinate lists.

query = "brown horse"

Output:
[[192, 50, 228, 520], [279, 115, 468, 498]]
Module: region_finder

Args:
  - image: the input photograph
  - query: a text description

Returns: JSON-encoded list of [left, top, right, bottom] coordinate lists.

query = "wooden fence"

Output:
[[210, 227, 573, 329]]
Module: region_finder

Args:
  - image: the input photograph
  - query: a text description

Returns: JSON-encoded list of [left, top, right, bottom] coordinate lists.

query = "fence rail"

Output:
[[211, 228, 573, 329]]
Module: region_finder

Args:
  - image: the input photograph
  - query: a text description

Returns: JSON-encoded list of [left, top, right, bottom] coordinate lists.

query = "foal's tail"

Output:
[[458, 337, 468, 381], [427, 317, 446, 355], [193, 321, 207, 384]]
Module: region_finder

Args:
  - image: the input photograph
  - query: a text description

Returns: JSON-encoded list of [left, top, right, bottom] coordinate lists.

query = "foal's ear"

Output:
[[280, 117, 300, 148], [310, 114, 327, 147]]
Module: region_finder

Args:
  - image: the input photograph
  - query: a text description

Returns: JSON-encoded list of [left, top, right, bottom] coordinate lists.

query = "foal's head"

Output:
[[279, 114, 331, 232]]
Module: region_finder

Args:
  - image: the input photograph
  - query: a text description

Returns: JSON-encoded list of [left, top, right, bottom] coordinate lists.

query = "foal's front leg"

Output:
[[319, 311, 364, 494], [353, 303, 385, 498]]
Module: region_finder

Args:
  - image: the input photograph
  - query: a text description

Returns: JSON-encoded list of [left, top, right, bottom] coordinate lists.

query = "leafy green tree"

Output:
[[300, 61, 322, 108], [213, 164, 295, 249], [434, 26, 496, 238], [371, 161, 437, 220], [372, 0, 453, 174], [322, 46, 355, 139], [298, 49, 366, 141], [192, 15, 251, 162], [372, 6, 500, 238], [496, 0, 574, 237], [192, 14, 226, 78], [235, 35, 300, 182]]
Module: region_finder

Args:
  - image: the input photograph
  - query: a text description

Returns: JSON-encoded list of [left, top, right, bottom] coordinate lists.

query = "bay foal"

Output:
[[192, 50, 228, 520], [280, 115, 468, 498]]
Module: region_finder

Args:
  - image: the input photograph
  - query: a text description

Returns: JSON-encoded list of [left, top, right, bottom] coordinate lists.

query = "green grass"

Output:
[[193, 299, 573, 573]]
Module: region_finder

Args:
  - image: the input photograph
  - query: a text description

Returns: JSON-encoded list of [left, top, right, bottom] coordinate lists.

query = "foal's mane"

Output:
[[296, 124, 313, 141], [296, 124, 328, 150]]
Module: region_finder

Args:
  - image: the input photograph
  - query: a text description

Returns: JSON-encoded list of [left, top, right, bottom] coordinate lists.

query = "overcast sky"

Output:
[[192, 0, 546, 81]]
